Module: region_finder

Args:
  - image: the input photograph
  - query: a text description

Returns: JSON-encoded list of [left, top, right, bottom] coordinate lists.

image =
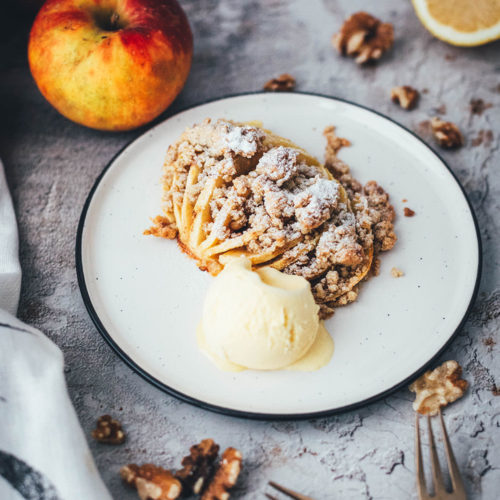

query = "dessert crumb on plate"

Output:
[[391, 267, 404, 278]]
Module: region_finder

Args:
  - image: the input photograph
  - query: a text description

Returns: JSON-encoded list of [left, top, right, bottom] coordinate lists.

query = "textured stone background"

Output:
[[1, 0, 499, 498]]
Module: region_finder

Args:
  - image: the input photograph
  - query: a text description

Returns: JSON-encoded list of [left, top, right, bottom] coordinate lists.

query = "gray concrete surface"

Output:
[[1, 1, 499, 498]]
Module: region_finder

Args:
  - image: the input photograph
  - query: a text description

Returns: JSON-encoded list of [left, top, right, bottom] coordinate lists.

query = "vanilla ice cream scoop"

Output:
[[197, 257, 333, 371]]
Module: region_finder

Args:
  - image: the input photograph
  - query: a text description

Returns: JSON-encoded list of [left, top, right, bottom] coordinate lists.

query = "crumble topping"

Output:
[[144, 216, 178, 239], [371, 257, 381, 276], [255, 146, 300, 185], [295, 178, 340, 232], [222, 123, 263, 158], [204, 143, 344, 252], [149, 119, 396, 318], [323, 127, 396, 256]]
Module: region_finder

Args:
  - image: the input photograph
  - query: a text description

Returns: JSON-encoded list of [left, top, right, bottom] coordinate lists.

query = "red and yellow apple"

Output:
[[28, 0, 193, 131]]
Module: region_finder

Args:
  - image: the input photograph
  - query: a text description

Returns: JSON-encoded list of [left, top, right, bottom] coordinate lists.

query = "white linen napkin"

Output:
[[0, 161, 112, 500]]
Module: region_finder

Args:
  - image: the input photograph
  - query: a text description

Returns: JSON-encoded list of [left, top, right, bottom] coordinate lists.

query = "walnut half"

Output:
[[201, 448, 242, 500], [175, 439, 220, 496], [409, 360, 468, 416], [430, 118, 464, 149], [121, 464, 182, 500], [91, 415, 126, 444], [263, 73, 296, 92], [332, 12, 394, 64], [391, 86, 419, 110]]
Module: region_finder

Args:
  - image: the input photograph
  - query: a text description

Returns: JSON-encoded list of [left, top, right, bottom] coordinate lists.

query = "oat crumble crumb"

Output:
[[391, 267, 404, 278], [144, 216, 178, 239], [371, 257, 381, 277]]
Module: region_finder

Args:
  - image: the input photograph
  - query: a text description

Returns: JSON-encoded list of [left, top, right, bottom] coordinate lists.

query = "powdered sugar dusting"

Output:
[[159, 118, 396, 318], [222, 124, 263, 157], [256, 146, 299, 185], [303, 178, 339, 206], [294, 178, 340, 232]]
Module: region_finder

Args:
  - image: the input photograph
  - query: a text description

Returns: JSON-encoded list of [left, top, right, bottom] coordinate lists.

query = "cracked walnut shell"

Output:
[[91, 415, 125, 444], [391, 86, 419, 110], [121, 464, 182, 500], [409, 360, 468, 416], [332, 12, 394, 64], [201, 448, 242, 500], [431, 118, 464, 149]]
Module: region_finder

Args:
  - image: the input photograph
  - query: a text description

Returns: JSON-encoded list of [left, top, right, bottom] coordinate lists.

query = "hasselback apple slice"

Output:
[[179, 163, 200, 240]]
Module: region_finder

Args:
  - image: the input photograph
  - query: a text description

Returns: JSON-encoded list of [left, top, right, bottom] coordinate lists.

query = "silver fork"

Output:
[[416, 409, 467, 500]]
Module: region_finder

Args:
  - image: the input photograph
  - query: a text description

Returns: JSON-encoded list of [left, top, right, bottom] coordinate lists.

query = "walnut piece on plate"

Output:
[[201, 448, 242, 500], [175, 439, 220, 495], [263, 73, 296, 92], [430, 117, 464, 149], [404, 207, 415, 217], [332, 12, 394, 64], [409, 360, 468, 416], [121, 464, 182, 500], [91, 415, 126, 444], [391, 86, 419, 110]]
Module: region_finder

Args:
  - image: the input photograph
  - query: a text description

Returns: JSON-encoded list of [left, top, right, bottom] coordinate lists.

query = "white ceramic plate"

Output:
[[77, 93, 480, 419]]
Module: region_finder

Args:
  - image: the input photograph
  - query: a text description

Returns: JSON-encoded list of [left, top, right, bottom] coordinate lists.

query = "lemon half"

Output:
[[412, 0, 500, 46]]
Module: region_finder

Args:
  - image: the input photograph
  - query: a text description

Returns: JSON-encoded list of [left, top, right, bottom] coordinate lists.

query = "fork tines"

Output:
[[415, 409, 466, 500]]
